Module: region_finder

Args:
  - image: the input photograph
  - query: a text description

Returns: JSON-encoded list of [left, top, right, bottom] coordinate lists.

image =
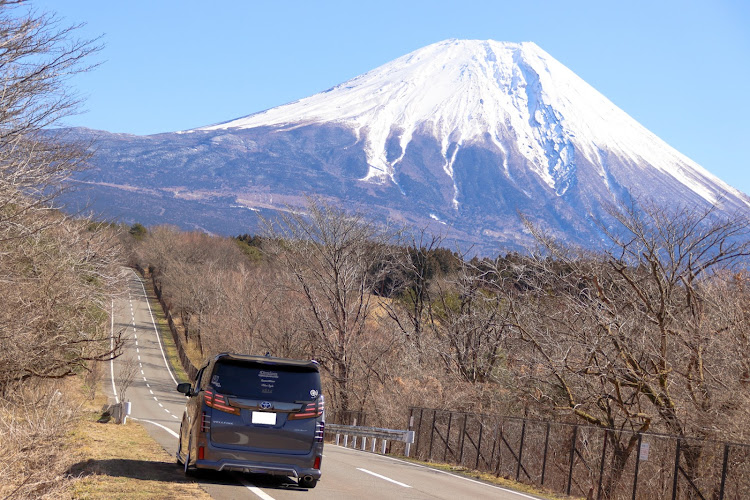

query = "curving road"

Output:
[[107, 270, 541, 500]]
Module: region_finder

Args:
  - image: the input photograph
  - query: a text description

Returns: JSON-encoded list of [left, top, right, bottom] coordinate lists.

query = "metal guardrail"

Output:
[[326, 423, 415, 457]]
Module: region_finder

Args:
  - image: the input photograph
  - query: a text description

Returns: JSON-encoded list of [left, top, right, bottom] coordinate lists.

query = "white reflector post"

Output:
[[122, 401, 132, 424]]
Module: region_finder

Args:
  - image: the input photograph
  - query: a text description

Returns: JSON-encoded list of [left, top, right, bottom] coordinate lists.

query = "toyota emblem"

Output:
[[260, 401, 272, 410]]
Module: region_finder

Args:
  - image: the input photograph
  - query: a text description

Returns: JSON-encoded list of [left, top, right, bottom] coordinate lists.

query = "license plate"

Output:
[[252, 411, 277, 425]]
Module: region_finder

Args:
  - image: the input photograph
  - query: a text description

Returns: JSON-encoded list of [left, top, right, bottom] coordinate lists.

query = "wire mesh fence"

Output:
[[407, 407, 750, 500]]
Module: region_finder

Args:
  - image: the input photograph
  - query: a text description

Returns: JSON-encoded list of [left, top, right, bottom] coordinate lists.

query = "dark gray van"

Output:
[[176, 353, 324, 488]]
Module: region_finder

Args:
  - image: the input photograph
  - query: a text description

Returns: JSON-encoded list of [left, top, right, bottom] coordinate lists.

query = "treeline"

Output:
[[132, 199, 750, 493], [0, 3, 127, 498]]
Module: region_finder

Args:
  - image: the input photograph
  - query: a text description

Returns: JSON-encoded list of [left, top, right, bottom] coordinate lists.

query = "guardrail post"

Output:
[[371, 439, 376, 453], [336, 433, 340, 446], [405, 431, 414, 457], [343, 434, 349, 448], [381, 440, 387, 454]]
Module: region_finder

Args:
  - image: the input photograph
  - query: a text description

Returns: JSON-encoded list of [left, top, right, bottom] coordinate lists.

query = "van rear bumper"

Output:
[[194, 440, 323, 479], [196, 459, 321, 479]]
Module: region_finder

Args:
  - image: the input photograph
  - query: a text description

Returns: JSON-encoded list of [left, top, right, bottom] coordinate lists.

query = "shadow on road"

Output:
[[231, 472, 313, 491], [69, 458, 315, 492]]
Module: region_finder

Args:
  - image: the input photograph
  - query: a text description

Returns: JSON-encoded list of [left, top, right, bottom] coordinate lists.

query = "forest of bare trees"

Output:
[[132, 198, 750, 497]]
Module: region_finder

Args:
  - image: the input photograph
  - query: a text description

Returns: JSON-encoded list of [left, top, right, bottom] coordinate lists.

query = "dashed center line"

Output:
[[112, 274, 184, 458]]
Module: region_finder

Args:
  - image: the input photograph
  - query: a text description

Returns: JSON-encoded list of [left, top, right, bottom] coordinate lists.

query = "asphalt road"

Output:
[[107, 270, 541, 500]]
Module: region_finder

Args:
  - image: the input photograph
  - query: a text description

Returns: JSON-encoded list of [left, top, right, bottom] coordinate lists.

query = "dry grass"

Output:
[[0, 383, 80, 499], [68, 408, 211, 499]]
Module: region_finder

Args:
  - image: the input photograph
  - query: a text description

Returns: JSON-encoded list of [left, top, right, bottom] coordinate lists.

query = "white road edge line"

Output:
[[131, 417, 179, 438], [353, 449, 541, 499], [236, 476, 276, 500], [109, 299, 119, 404], [357, 468, 411, 488], [131, 269, 178, 386]]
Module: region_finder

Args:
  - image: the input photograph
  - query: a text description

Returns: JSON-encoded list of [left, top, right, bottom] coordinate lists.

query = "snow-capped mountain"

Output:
[[65, 39, 750, 253]]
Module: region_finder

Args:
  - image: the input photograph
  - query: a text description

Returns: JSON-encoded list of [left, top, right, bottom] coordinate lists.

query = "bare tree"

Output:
[[383, 231, 444, 356], [507, 202, 750, 496], [116, 356, 139, 403], [263, 200, 399, 415], [428, 260, 513, 387], [0, 1, 101, 241]]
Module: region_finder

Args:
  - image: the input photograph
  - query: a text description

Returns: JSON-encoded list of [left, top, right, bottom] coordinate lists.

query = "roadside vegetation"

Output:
[[0, 2, 127, 497], [70, 403, 210, 500]]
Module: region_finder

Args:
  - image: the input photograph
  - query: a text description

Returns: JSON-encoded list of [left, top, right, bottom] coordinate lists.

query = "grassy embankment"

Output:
[[68, 406, 210, 499]]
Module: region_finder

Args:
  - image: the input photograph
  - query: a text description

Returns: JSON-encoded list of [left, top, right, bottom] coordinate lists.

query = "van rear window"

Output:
[[210, 360, 321, 401]]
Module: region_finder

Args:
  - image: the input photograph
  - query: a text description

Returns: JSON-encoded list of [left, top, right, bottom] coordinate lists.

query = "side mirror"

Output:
[[176, 382, 193, 396]]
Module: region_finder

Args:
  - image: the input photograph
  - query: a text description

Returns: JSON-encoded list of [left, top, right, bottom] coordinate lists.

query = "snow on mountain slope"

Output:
[[198, 39, 746, 209]]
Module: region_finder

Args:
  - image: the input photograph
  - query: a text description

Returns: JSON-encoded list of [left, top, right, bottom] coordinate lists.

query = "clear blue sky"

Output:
[[32, 0, 750, 194]]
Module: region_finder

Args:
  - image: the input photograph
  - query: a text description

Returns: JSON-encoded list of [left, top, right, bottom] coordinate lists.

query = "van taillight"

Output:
[[204, 389, 240, 415], [288, 395, 324, 420]]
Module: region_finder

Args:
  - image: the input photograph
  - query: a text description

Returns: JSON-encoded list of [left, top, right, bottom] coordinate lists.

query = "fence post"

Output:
[[672, 439, 681, 500], [444, 412, 453, 462], [718, 443, 730, 500], [490, 422, 500, 473], [475, 421, 484, 470], [597, 429, 609, 500], [458, 412, 468, 465], [428, 410, 437, 461], [516, 420, 527, 481], [414, 408, 424, 458], [567, 426, 579, 496], [541, 422, 551, 486]]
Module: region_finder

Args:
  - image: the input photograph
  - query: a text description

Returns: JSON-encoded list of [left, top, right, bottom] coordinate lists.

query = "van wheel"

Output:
[[299, 477, 318, 489]]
